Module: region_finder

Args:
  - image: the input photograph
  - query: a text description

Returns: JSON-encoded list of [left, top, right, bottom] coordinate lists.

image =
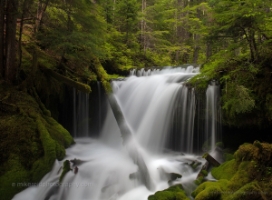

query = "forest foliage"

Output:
[[0, 0, 272, 127]]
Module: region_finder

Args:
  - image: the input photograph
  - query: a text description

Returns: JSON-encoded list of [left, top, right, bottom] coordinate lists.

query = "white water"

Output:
[[13, 66, 221, 200], [106, 66, 200, 153], [205, 81, 221, 152], [73, 89, 89, 137], [14, 138, 206, 200]]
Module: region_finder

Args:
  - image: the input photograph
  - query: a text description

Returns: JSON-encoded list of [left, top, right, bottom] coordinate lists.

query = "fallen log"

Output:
[[195, 153, 221, 185], [195, 161, 209, 185], [107, 95, 132, 143], [203, 153, 220, 167], [196, 161, 209, 179], [41, 66, 91, 93], [107, 94, 154, 191]]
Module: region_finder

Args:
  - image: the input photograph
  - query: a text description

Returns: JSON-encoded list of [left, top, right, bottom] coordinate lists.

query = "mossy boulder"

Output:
[[234, 141, 272, 165], [227, 181, 265, 200], [148, 184, 190, 200], [0, 84, 74, 199], [211, 159, 237, 181], [192, 142, 272, 200], [192, 179, 229, 200], [190, 160, 202, 170], [59, 160, 72, 183]]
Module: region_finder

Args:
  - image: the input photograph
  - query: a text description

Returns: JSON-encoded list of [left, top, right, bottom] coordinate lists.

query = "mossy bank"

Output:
[[0, 83, 74, 199], [148, 184, 190, 200], [192, 141, 272, 200]]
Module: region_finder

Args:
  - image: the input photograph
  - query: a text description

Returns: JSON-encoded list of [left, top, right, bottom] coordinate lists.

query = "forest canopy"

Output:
[[0, 0, 272, 127]]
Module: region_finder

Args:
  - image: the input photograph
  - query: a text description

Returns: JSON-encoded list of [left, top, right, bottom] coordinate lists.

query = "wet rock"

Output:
[[170, 173, 182, 180]]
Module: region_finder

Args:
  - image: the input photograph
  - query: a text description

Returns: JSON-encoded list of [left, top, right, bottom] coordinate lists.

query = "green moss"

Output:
[[227, 161, 254, 190], [190, 161, 202, 170], [223, 153, 234, 161], [226, 181, 264, 200], [30, 116, 73, 182], [30, 117, 59, 182], [192, 179, 229, 200], [90, 57, 112, 93], [234, 142, 272, 166], [211, 159, 237, 180], [0, 84, 74, 199], [43, 116, 74, 148], [216, 142, 224, 149], [201, 170, 208, 176], [187, 73, 209, 91], [59, 160, 71, 183], [194, 142, 272, 200], [194, 169, 209, 186], [30, 88, 51, 117], [194, 176, 204, 186], [234, 143, 258, 162], [148, 184, 190, 200], [202, 153, 209, 159], [0, 156, 30, 200]]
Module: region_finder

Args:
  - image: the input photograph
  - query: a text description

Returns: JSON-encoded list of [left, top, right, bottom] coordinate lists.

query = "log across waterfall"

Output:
[[107, 94, 154, 190], [13, 66, 222, 200]]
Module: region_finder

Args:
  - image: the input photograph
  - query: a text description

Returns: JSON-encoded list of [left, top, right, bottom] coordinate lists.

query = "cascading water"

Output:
[[72, 89, 89, 137], [13, 66, 221, 200], [205, 81, 221, 152]]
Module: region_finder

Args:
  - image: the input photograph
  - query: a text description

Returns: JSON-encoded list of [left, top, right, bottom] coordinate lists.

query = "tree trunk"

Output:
[[107, 94, 154, 190], [176, 0, 190, 63], [35, 0, 49, 33], [29, 0, 49, 84], [203, 153, 220, 167], [18, 0, 29, 80], [140, 0, 147, 52], [250, 30, 258, 61], [206, 42, 212, 59], [5, 0, 18, 83], [0, 0, 5, 78], [196, 161, 209, 179], [192, 42, 200, 64], [107, 95, 133, 143], [176, 0, 186, 42], [41, 66, 91, 93]]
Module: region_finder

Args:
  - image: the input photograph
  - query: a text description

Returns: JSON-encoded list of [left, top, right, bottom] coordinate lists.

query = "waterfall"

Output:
[[110, 66, 219, 153], [169, 86, 196, 153], [13, 66, 221, 200], [205, 81, 221, 152], [72, 89, 89, 137]]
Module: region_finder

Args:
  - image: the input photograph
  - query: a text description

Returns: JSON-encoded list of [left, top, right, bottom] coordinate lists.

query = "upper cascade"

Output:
[[130, 65, 200, 77], [101, 65, 219, 154]]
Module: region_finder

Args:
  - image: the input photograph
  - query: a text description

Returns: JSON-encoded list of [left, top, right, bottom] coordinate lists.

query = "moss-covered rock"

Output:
[[148, 184, 190, 200], [194, 176, 205, 186], [223, 152, 234, 161], [59, 160, 71, 183], [0, 83, 74, 199], [211, 159, 237, 180], [190, 160, 202, 170], [192, 142, 272, 200], [227, 181, 265, 200], [234, 141, 272, 166], [192, 179, 229, 200]]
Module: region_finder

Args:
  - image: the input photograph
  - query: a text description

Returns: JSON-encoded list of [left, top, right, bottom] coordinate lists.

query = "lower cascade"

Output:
[[13, 66, 221, 200]]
